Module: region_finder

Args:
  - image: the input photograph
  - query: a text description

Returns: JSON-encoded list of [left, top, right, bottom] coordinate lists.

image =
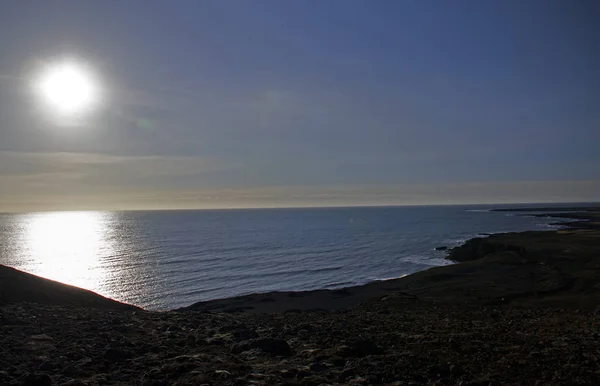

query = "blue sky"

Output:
[[0, 0, 598, 210]]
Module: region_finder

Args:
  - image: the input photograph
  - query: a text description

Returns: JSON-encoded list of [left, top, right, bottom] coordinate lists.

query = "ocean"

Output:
[[0, 204, 573, 310]]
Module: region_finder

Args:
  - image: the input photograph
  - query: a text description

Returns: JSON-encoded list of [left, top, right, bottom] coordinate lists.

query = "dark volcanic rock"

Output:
[[428, 363, 451, 379], [22, 373, 53, 386], [256, 338, 292, 356], [103, 347, 133, 362], [1, 302, 600, 385], [435, 246, 448, 251], [231, 340, 254, 354], [232, 327, 258, 341], [338, 339, 383, 357], [446, 236, 526, 262], [309, 361, 327, 372]]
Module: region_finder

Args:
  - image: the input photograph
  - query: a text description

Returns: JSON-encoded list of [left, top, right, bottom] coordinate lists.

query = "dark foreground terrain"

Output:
[[1, 206, 600, 385], [3, 300, 600, 386]]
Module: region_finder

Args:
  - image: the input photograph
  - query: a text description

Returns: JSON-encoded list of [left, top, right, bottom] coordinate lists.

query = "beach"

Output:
[[1, 206, 600, 385]]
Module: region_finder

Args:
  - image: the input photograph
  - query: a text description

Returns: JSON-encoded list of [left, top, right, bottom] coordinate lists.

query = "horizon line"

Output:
[[2, 200, 599, 215]]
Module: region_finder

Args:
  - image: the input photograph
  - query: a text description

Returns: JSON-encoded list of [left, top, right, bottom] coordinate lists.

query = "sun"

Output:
[[34, 60, 101, 116]]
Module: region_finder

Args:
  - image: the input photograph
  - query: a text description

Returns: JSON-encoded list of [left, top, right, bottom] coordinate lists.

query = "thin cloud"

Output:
[[2, 179, 599, 213], [0, 151, 237, 195]]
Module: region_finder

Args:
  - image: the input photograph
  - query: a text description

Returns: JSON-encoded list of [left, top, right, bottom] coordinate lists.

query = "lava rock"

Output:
[[30, 334, 54, 341], [231, 340, 254, 354], [298, 323, 314, 332], [256, 338, 292, 356], [103, 347, 133, 362], [22, 373, 53, 386], [428, 363, 451, 379], [310, 362, 327, 372], [232, 328, 258, 342], [37, 361, 55, 372], [450, 364, 465, 377], [338, 339, 383, 358]]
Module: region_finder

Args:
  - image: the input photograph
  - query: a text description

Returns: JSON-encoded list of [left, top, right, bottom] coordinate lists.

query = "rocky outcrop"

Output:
[[446, 234, 527, 262]]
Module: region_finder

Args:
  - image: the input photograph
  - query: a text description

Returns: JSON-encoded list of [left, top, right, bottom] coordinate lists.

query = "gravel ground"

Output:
[[2, 300, 599, 385]]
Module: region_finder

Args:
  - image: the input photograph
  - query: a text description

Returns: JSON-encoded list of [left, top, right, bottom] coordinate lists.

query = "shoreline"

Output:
[[0, 206, 600, 313], [181, 206, 600, 312], [2, 205, 599, 312], [3, 206, 600, 385]]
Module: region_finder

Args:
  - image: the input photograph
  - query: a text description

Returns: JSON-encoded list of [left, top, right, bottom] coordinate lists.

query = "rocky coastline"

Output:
[[2, 206, 600, 385]]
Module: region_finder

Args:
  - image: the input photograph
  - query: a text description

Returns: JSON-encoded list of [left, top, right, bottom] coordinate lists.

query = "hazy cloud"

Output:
[[0, 151, 236, 195], [2, 178, 599, 213]]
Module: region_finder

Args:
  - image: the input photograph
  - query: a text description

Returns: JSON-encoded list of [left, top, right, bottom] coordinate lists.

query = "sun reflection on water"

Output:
[[21, 211, 114, 293]]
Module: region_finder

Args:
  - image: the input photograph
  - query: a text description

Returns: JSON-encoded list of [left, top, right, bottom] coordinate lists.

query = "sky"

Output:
[[0, 0, 599, 211]]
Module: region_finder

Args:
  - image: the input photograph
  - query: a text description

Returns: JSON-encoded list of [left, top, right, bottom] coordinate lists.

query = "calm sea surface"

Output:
[[0, 204, 576, 310]]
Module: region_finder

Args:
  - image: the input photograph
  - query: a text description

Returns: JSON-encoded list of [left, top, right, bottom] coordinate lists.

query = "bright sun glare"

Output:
[[34, 60, 100, 116], [22, 211, 114, 294]]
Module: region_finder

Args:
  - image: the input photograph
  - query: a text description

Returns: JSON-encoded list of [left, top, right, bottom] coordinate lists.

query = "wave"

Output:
[[325, 274, 409, 289], [541, 223, 562, 229], [324, 280, 357, 288], [181, 285, 232, 297], [372, 274, 408, 282]]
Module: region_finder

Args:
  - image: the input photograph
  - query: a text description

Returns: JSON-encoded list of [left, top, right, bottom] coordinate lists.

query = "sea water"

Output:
[[0, 204, 576, 310]]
